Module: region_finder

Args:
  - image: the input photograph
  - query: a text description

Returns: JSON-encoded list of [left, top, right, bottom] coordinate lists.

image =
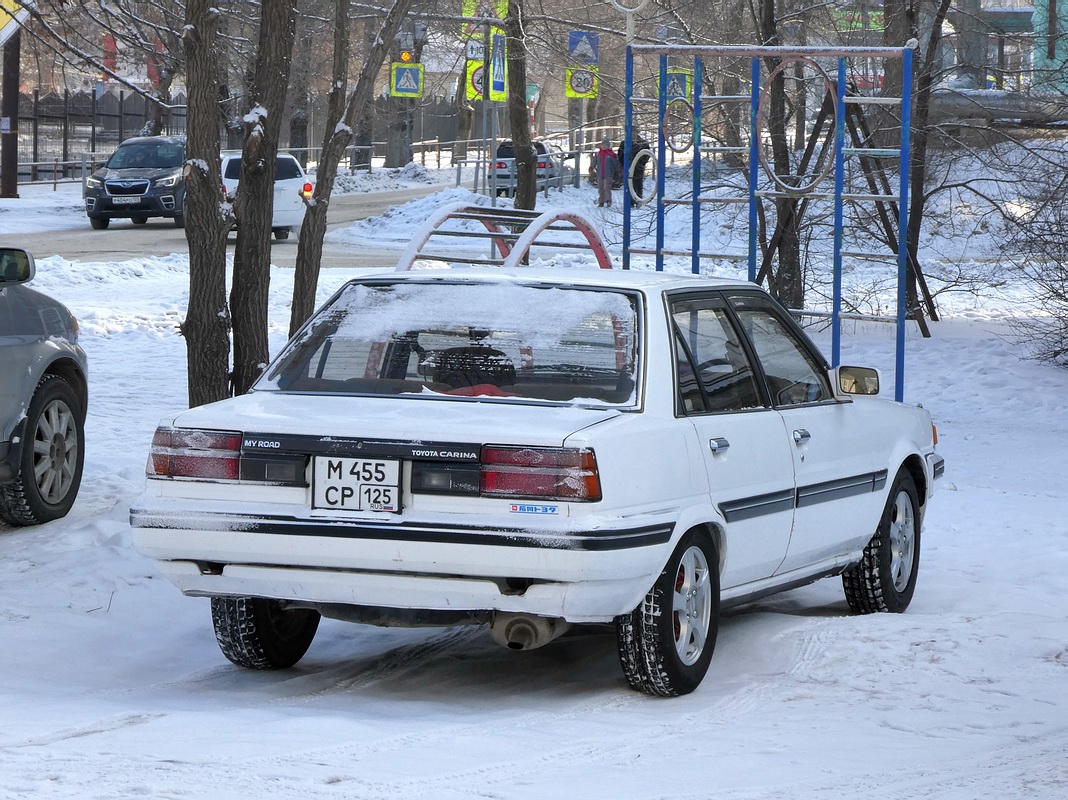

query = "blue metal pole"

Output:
[[692, 56, 703, 274], [623, 46, 634, 270], [656, 54, 668, 272], [896, 47, 914, 403], [748, 57, 759, 283], [832, 58, 847, 367]]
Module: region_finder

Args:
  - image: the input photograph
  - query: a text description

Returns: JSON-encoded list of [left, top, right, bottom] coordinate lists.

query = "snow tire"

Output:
[[616, 528, 719, 696], [842, 469, 921, 614], [210, 597, 320, 669], [0, 375, 85, 526]]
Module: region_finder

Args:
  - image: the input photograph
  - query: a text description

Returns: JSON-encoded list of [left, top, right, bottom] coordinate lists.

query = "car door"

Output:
[[272, 156, 306, 225], [727, 292, 889, 574], [670, 294, 795, 589]]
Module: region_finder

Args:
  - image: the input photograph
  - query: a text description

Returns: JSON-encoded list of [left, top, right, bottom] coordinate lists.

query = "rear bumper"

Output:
[[130, 506, 674, 622]]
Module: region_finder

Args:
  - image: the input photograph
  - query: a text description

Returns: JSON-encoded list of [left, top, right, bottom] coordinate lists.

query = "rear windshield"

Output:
[[261, 280, 641, 406], [107, 141, 184, 170], [223, 156, 303, 180]]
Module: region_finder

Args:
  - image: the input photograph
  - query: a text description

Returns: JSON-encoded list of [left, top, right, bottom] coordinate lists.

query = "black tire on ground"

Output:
[[616, 528, 720, 696], [272, 228, 290, 240], [210, 596, 320, 669], [842, 469, 921, 614], [173, 212, 185, 228], [132, 215, 148, 225], [89, 217, 109, 230], [0, 375, 85, 526]]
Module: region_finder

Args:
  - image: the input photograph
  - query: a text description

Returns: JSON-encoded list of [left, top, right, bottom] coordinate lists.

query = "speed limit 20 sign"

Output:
[[565, 67, 599, 99]]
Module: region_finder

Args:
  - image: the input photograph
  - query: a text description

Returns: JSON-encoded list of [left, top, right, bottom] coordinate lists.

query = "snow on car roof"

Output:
[[353, 265, 756, 294]]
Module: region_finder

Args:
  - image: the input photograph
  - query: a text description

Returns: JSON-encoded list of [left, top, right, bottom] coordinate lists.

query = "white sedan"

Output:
[[130, 268, 943, 696]]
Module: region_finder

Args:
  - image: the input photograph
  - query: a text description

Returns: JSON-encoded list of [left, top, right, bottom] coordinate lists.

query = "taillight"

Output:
[[301, 182, 313, 198], [537, 160, 547, 168], [932, 423, 939, 446], [149, 427, 241, 480], [496, 162, 507, 169], [480, 446, 601, 501]]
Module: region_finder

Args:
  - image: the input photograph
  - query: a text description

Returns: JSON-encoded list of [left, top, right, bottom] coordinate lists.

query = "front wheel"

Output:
[[616, 528, 719, 696], [89, 216, 109, 230], [842, 469, 921, 614], [272, 227, 290, 240], [0, 375, 85, 526], [210, 597, 320, 669], [173, 212, 185, 229]]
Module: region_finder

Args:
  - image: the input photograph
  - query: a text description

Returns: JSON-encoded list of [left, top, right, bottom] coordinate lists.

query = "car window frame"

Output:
[[666, 290, 769, 417], [723, 289, 837, 409]]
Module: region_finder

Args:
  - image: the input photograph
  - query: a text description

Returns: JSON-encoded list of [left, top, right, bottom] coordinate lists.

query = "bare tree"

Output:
[[229, 0, 299, 396], [289, 0, 414, 336], [506, 0, 536, 209], [180, 0, 231, 407]]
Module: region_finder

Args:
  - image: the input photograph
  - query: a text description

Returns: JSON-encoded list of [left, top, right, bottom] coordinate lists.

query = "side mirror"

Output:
[[0, 248, 35, 284], [835, 365, 880, 396]]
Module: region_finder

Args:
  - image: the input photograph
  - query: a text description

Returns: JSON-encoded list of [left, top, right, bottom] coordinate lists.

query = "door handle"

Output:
[[792, 429, 811, 445], [709, 437, 730, 454]]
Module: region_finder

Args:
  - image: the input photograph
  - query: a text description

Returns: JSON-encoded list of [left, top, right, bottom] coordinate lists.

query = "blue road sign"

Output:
[[390, 63, 424, 98], [491, 33, 507, 95], [568, 31, 599, 65]]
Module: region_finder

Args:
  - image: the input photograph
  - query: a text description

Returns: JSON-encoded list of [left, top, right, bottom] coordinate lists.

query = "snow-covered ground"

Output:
[[1, 170, 1066, 799]]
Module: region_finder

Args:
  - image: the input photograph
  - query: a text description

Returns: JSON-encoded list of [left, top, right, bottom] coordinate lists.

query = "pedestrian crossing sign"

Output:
[[657, 68, 693, 101], [390, 63, 424, 98]]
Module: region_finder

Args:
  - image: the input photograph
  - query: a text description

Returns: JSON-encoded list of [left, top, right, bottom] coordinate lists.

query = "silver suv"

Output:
[[0, 248, 88, 525]]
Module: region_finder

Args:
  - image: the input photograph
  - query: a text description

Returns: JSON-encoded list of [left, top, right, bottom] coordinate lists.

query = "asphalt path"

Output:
[[0, 185, 448, 269]]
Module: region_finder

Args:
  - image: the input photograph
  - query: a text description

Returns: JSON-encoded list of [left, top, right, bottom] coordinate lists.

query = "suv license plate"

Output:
[[112, 196, 141, 205], [313, 457, 400, 513]]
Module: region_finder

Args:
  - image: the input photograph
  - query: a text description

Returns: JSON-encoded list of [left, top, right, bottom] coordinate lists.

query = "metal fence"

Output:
[[15, 88, 187, 182]]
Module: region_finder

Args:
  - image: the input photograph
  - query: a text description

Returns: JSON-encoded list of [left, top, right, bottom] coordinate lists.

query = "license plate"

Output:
[[313, 457, 400, 513], [111, 196, 141, 205]]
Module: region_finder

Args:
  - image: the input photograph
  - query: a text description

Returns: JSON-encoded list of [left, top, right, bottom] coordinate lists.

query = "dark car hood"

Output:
[[92, 166, 181, 181]]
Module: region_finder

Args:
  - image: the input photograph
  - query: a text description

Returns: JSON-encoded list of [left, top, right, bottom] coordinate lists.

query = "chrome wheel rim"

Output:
[[888, 489, 916, 592], [32, 398, 79, 505], [672, 545, 712, 666]]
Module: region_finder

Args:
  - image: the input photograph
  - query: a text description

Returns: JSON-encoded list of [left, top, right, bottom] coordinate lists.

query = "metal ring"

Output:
[[627, 149, 656, 205], [755, 56, 837, 195], [609, 0, 649, 12], [664, 97, 694, 153]]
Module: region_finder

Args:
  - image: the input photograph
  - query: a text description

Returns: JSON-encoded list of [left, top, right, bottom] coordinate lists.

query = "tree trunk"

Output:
[[453, 79, 473, 161], [288, 15, 314, 169], [289, 0, 413, 337], [760, 0, 804, 309], [906, 0, 953, 312], [506, 0, 535, 210], [180, 0, 231, 408], [230, 0, 298, 395]]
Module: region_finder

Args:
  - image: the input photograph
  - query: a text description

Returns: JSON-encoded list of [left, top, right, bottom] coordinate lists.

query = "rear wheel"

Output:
[[617, 528, 719, 696], [132, 215, 148, 225], [272, 227, 290, 240], [842, 470, 921, 614], [89, 216, 109, 230], [0, 375, 85, 526], [210, 597, 320, 669]]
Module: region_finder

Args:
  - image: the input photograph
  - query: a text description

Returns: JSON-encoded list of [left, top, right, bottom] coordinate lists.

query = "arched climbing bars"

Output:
[[395, 204, 613, 271]]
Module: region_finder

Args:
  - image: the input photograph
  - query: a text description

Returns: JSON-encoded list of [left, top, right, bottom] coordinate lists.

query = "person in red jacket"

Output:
[[595, 137, 621, 207]]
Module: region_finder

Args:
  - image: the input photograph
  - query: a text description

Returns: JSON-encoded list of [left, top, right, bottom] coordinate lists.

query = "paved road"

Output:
[[0, 185, 448, 269]]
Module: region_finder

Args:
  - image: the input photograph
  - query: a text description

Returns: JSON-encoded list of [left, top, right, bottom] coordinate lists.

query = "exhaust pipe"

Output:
[[488, 613, 570, 651]]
